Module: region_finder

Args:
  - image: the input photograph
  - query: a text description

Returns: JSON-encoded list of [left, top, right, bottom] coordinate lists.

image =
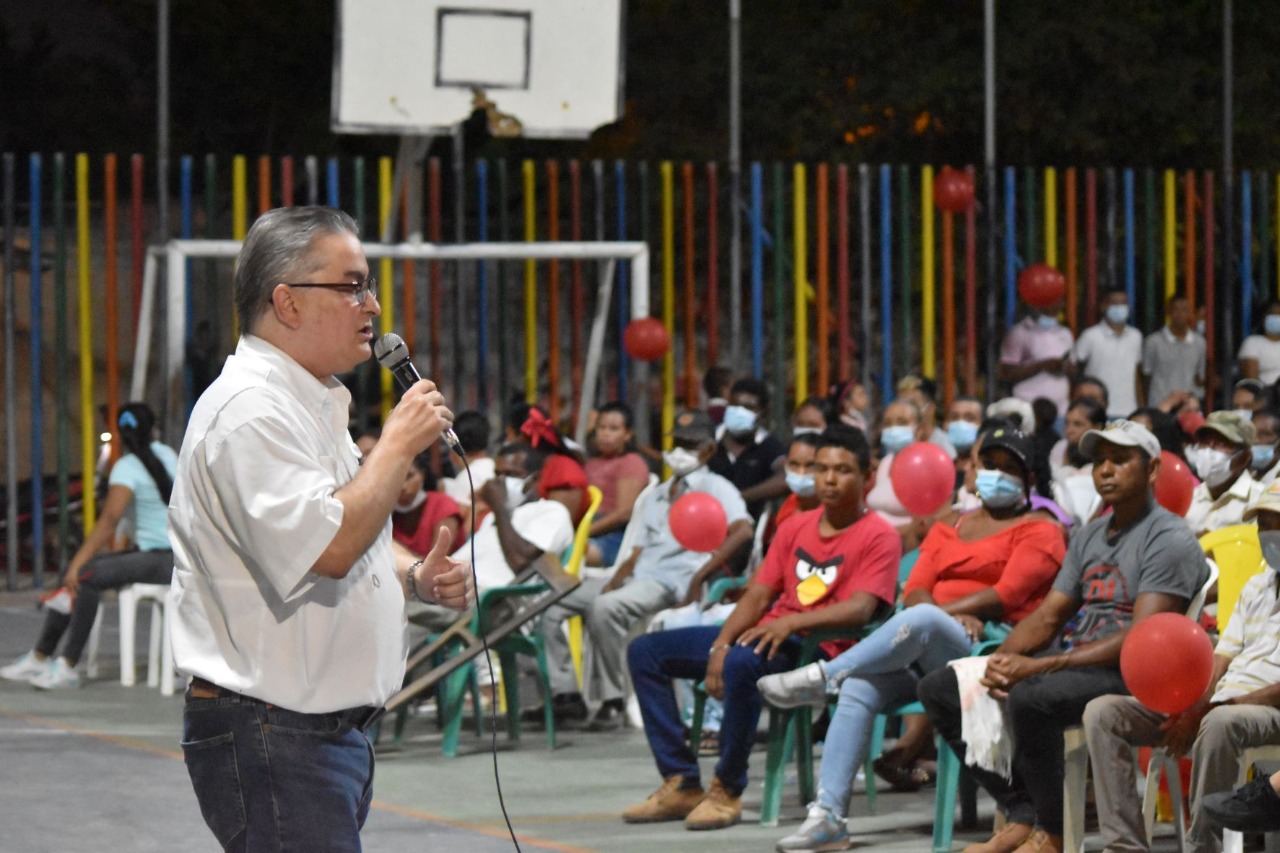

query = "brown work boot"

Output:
[[622, 776, 704, 823], [962, 821, 1034, 853], [1012, 829, 1063, 853], [684, 777, 742, 831]]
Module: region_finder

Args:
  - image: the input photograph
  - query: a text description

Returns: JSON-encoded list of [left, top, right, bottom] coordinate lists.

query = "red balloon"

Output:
[[1017, 263, 1067, 308], [624, 317, 671, 362], [890, 442, 955, 517], [1121, 612, 1214, 715], [1154, 450, 1195, 517], [669, 491, 728, 553], [933, 167, 975, 213]]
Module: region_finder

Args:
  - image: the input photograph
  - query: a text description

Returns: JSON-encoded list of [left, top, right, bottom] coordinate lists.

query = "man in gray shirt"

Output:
[[919, 419, 1208, 853], [1143, 294, 1206, 408], [540, 410, 753, 731]]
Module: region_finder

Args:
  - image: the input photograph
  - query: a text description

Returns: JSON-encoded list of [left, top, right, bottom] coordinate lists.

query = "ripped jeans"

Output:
[[814, 604, 971, 817]]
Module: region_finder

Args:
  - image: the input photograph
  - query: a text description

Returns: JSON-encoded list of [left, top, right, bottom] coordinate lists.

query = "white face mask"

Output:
[[1261, 530, 1280, 569], [395, 489, 428, 513], [1188, 446, 1236, 488], [503, 475, 531, 508], [663, 447, 702, 477]]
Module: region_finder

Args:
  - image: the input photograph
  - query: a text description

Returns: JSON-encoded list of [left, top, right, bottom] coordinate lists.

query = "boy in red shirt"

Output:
[[623, 424, 899, 831]]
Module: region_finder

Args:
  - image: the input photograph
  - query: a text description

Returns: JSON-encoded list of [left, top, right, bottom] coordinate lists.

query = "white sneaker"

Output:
[[31, 657, 81, 690], [757, 662, 829, 710], [0, 651, 52, 683], [775, 802, 851, 852]]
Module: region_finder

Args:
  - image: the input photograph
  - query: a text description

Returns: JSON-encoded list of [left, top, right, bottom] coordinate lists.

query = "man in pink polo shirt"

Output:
[[998, 298, 1076, 414]]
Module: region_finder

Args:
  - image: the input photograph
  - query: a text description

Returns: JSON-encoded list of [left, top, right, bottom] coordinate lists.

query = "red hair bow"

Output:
[[521, 408, 560, 449]]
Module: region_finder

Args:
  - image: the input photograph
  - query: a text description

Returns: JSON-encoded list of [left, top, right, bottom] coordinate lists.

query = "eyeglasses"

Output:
[[282, 277, 378, 305]]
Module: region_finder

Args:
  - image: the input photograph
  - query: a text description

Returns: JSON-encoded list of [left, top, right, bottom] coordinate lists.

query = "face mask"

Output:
[[880, 425, 915, 454], [946, 420, 979, 451], [1252, 444, 1276, 471], [1036, 314, 1059, 329], [722, 405, 757, 435], [1261, 531, 1280, 569], [503, 475, 530, 508], [1188, 446, 1236, 488], [785, 470, 816, 497], [1195, 319, 1206, 336], [1105, 304, 1130, 325], [975, 469, 1026, 510], [791, 426, 822, 437], [1266, 315, 1280, 336], [395, 489, 428, 513], [663, 447, 702, 477]]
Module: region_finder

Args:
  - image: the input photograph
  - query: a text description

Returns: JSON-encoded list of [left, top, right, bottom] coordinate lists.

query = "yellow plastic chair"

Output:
[[565, 486, 605, 685], [1199, 523, 1264, 632]]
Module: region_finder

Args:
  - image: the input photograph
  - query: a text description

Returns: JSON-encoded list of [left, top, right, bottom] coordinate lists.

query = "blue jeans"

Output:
[[589, 529, 626, 566], [815, 604, 971, 817], [182, 692, 376, 852], [627, 625, 807, 795]]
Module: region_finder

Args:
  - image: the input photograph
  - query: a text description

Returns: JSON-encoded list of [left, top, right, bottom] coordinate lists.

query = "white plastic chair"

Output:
[[84, 582, 180, 694]]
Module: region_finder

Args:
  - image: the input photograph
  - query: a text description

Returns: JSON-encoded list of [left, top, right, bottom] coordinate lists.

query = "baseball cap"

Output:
[[1079, 418, 1162, 460], [1235, 378, 1267, 398], [1195, 410, 1256, 448], [1244, 479, 1280, 521], [671, 409, 715, 443], [978, 426, 1034, 476]]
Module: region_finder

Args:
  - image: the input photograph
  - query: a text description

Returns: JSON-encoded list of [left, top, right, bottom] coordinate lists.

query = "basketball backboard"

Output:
[[332, 0, 624, 138]]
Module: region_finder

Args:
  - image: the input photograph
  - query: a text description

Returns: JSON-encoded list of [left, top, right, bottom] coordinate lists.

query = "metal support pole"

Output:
[[984, 0, 999, 401], [728, 0, 742, 368], [1222, 0, 1235, 403], [157, 0, 170, 240], [3, 154, 16, 589]]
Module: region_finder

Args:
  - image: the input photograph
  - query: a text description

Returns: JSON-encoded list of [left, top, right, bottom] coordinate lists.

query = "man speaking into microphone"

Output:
[[168, 206, 472, 851]]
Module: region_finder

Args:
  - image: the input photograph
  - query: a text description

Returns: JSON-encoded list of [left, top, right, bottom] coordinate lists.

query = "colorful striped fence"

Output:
[[3, 152, 1279, 586]]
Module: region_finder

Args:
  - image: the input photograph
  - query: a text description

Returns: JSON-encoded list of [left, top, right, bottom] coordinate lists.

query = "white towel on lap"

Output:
[[950, 655, 1014, 781]]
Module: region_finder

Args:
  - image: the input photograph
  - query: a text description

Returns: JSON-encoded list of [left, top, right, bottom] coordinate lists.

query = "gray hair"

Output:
[[235, 206, 360, 332]]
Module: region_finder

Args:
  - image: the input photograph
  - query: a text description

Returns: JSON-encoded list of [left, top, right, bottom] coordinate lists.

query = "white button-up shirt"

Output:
[[1184, 469, 1265, 538], [168, 335, 407, 713]]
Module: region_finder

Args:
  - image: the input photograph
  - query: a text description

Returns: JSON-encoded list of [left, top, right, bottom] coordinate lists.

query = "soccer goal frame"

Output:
[[134, 239, 653, 443]]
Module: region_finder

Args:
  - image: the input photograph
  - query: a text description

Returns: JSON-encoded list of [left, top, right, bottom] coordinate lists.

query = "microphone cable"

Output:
[[451, 448, 523, 852]]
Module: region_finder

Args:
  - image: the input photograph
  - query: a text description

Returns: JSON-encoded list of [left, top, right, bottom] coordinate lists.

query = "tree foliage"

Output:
[[2, 0, 1279, 168]]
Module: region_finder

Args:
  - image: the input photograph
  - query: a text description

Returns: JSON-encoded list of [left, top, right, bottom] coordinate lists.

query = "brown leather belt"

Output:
[[187, 676, 386, 731]]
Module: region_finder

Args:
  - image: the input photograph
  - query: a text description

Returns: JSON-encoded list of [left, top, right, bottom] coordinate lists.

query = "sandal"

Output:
[[872, 755, 936, 792]]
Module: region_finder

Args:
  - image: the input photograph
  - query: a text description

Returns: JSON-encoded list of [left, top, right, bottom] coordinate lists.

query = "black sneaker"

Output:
[[586, 699, 627, 732], [1202, 776, 1280, 833], [520, 693, 588, 726]]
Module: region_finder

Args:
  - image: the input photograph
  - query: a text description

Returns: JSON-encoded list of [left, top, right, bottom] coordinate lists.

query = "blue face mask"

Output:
[[722, 405, 757, 436], [880, 425, 915, 454], [947, 420, 979, 451], [1253, 444, 1276, 471], [1105, 304, 1130, 326], [1267, 315, 1280, 336], [975, 469, 1026, 510], [1036, 314, 1059, 329], [785, 470, 816, 497]]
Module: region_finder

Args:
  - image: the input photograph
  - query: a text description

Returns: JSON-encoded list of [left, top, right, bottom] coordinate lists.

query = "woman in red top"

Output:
[[391, 452, 463, 556], [584, 402, 652, 565], [761, 426, 1067, 850]]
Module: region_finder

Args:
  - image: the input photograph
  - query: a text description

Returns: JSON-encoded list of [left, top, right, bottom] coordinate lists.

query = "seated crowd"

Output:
[[14, 339, 1280, 853]]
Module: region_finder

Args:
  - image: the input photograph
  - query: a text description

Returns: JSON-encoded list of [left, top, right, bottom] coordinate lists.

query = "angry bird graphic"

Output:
[[793, 548, 843, 606]]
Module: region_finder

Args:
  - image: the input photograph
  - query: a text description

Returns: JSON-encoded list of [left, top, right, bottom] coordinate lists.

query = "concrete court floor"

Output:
[[0, 586, 1189, 852]]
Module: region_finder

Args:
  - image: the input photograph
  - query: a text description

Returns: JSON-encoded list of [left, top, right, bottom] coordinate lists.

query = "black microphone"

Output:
[[373, 333, 462, 453]]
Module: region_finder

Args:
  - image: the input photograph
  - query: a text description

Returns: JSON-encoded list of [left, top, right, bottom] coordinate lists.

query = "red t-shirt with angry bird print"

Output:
[[753, 507, 900, 658]]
